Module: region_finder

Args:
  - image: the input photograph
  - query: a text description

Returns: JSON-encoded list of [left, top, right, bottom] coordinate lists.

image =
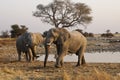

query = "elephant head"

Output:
[[16, 32, 32, 62], [45, 28, 70, 45], [16, 32, 44, 62], [21, 32, 31, 47], [44, 28, 70, 67]]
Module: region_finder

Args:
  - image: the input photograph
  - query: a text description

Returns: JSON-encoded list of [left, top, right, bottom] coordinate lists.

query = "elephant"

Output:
[[44, 28, 87, 68], [16, 32, 44, 62]]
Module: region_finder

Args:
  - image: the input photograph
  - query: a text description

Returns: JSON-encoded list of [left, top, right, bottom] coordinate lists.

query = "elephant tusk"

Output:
[[26, 44, 29, 47], [46, 43, 51, 46]]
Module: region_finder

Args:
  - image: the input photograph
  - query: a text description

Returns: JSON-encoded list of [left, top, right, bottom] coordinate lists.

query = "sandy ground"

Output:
[[0, 38, 120, 80]]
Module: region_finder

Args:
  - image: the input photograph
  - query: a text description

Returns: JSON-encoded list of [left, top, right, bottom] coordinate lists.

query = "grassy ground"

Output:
[[0, 61, 120, 80], [0, 38, 120, 80]]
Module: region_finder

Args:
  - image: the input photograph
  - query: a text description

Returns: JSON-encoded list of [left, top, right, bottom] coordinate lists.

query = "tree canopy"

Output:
[[10, 24, 28, 38], [1, 30, 9, 38], [33, 0, 92, 28]]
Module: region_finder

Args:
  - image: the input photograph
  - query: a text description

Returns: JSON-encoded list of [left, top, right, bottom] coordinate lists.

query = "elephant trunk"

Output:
[[44, 45, 50, 67]]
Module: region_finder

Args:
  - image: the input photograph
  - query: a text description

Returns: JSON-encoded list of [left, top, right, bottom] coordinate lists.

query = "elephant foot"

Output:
[[82, 63, 87, 66], [18, 59, 20, 62], [18, 58, 21, 62], [27, 60, 32, 62], [75, 53, 78, 55], [76, 64, 80, 67], [35, 55, 39, 58], [55, 64, 62, 68]]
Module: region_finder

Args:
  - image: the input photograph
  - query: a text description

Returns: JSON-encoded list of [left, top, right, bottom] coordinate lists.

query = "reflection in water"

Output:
[[37, 52, 120, 63]]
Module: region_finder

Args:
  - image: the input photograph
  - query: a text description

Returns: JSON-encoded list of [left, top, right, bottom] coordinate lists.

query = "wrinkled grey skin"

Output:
[[16, 32, 44, 62], [44, 28, 87, 68], [16, 32, 31, 61]]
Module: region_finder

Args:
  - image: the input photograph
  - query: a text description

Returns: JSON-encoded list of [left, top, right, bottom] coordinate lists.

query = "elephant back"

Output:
[[70, 31, 87, 45], [29, 33, 44, 46]]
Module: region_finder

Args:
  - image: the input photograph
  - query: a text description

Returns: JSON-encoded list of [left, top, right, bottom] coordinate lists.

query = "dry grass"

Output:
[[0, 67, 23, 80], [62, 68, 120, 80], [0, 37, 120, 80], [0, 67, 119, 80], [0, 38, 16, 46], [88, 68, 115, 80], [62, 71, 71, 80]]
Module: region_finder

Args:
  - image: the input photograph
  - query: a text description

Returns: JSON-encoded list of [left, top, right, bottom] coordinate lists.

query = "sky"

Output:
[[0, 0, 120, 34]]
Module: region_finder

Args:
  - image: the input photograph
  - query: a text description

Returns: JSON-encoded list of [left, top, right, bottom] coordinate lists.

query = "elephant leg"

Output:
[[31, 46, 39, 60], [56, 45, 61, 55], [76, 46, 86, 66], [55, 45, 62, 68], [28, 48, 33, 62], [31, 47, 36, 61], [60, 58, 64, 67], [75, 49, 81, 66], [76, 54, 80, 66], [81, 55, 86, 65], [18, 51, 21, 61], [55, 58, 59, 68], [25, 52, 29, 61], [55, 52, 65, 68], [81, 46, 86, 65]]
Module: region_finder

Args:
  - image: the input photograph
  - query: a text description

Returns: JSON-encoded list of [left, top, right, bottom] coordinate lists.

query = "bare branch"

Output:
[[33, 0, 92, 28]]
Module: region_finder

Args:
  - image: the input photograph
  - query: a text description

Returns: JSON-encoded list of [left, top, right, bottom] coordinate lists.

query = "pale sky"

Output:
[[0, 0, 120, 34]]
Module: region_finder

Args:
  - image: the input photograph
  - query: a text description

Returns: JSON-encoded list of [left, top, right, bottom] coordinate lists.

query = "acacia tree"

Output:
[[106, 29, 110, 34], [10, 24, 28, 38], [1, 30, 9, 38], [33, 0, 92, 28]]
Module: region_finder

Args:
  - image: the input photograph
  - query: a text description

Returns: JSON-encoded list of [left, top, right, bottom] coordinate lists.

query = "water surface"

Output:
[[37, 52, 120, 63]]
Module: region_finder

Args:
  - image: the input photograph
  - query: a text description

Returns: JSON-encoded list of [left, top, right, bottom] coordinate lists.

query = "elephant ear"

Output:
[[51, 28, 59, 37], [59, 28, 70, 42]]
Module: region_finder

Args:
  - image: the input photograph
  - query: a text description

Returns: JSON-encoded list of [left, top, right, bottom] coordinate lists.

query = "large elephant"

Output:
[[44, 28, 87, 68], [16, 32, 44, 62]]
